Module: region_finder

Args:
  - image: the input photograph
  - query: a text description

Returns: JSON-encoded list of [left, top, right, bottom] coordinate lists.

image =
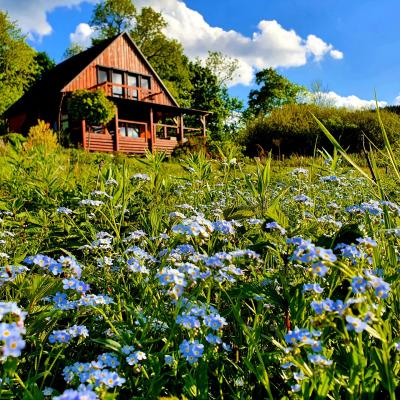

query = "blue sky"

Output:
[[1, 0, 399, 108]]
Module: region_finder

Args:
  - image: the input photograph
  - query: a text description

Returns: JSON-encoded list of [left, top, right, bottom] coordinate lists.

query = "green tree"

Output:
[[0, 11, 35, 117], [28, 51, 56, 86], [205, 51, 239, 87], [68, 89, 116, 126], [247, 68, 306, 116], [63, 42, 86, 60], [90, 0, 136, 42], [189, 60, 242, 141]]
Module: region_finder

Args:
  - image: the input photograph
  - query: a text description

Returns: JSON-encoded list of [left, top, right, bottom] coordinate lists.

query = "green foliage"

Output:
[[247, 67, 307, 117], [189, 60, 243, 141], [68, 89, 116, 126], [63, 42, 86, 60], [90, 0, 136, 40], [241, 103, 400, 156], [25, 120, 58, 154], [132, 7, 193, 106], [0, 11, 36, 116], [28, 51, 56, 87]]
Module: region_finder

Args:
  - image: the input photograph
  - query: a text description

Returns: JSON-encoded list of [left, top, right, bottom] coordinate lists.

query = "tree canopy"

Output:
[[0, 11, 36, 116], [247, 68, 306, 116]]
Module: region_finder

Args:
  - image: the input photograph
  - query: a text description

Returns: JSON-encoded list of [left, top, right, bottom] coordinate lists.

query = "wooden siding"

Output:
[[119, 136, 148, 154], [63, 35, 176, 107], [153, 139, 179, 155], [86, 133, 114, 152]]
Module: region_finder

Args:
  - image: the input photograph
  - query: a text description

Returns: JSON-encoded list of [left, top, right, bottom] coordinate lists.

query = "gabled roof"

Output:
[[5, 32, 179, 116]]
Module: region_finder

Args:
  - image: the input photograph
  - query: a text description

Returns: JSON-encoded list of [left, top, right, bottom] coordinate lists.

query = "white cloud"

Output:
[[0, 0, 98, 39], [70, 23, 94, 47], [394, 95, 400, 105], [313, 91, 387, 109], [329, 49, 344, 60], [135, 0, 343, 86], [1, 0, 344, 87]]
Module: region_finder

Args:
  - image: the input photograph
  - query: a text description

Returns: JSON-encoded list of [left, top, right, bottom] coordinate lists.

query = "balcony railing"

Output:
[[89, 82, 159, 102]]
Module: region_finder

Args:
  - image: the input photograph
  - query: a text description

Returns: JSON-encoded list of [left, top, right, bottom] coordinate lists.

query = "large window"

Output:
[[119, 122, 142, 138], [127, 73, 138, 100], [112, 71, 124, 97], [140, 76, 151, 90], [98, 68, 108, 84]]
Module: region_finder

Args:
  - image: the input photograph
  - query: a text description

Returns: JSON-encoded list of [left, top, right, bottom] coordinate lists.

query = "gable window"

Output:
[[97, 68, 108, 85], [112, 71, 124, 97], [140, 76, 151, 90], [127, 73, 139, 100]]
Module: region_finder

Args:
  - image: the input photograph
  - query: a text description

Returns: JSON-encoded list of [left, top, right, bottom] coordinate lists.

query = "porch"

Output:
[[80, 99, 208, 155]]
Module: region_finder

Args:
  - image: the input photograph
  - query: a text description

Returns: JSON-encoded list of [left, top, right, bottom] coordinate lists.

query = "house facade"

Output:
[[5, 32, 208, 155]]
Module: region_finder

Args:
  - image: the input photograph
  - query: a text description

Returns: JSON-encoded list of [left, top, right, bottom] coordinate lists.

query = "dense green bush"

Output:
[[68, 89, 116, 126], [240, 104, 400, 156]]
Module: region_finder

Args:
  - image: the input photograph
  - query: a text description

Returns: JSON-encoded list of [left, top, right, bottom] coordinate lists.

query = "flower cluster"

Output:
[[0, 302, 26, 359], [49, 325, 89, 344]]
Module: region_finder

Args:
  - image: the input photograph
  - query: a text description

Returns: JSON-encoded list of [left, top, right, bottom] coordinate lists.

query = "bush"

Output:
[[25, 120, 58, 152], [240, 104, 400, 156], [68, 89, 115, 126]]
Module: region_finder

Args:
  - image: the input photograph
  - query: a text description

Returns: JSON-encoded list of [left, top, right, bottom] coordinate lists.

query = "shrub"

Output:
[[240, 104, 400, 156], [25, 120, 58, 152], [68, 89, 116, 126]]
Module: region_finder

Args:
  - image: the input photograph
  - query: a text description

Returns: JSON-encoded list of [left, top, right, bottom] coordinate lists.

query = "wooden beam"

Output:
[[149, 107, 154, 153], [201, 115, 207, 138], [179, 114, 184, 142], [81, 119, 87, 150], [114, 107, 119, 152]]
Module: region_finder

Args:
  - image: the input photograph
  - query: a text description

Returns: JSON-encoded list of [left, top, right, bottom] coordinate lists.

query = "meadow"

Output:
[[0, 140, 399, 399]]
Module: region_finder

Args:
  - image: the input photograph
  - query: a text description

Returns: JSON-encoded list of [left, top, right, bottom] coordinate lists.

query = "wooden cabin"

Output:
[[5, 32, 208, 155]]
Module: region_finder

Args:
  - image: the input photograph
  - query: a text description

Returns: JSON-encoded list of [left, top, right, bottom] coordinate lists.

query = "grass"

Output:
[[0, 142, 398, 399]]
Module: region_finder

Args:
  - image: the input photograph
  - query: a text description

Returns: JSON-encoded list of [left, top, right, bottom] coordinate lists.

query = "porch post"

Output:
[[179, 114, 184, 142], [114, 107, 119, 152], [201, 114, 207, 138], [81, 119, 87, 150], [149, 106, 154, 153]]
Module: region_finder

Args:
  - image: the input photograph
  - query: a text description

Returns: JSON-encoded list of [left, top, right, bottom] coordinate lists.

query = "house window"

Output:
[[140, 76, 151, 90], [127, 73, 138, 100], [112, 71, 124, 97], [119, 122, 141, 138], [97, 68, 108, 84]]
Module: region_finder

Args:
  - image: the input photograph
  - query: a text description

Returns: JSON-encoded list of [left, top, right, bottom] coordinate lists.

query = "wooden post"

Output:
[[179, 114, 184, 143], [149, 107, 154, 153], [201, 115, 207, 138], [114, 107, 119, 152], [81, 119, 87, 150]]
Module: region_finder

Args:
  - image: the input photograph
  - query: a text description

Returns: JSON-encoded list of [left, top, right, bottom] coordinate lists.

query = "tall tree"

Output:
[[247, 68, 306, 116], [0, 11, 35, 117], [205, 51, 239, 87], [189, 60, 242, 141], [63, 42, 86, 60], [90, 0, 136, 42], [28, 51, 56, 86]]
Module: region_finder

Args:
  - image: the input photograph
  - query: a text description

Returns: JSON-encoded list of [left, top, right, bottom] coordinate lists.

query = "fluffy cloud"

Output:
[[394, 95, 400, 105], [70, 22, 94, 47], [0, 0, 97, 38], [1, 0, 343, 86], [135, 0, 343, 86], [314, 91, 387, 109]]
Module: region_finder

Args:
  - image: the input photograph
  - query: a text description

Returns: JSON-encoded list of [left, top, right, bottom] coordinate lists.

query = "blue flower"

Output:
[[179, 339, 204, 364], [345, 315, 367, 333]]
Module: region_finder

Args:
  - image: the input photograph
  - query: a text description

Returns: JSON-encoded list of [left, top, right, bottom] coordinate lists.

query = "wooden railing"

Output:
[[89, 82, 159, 102]]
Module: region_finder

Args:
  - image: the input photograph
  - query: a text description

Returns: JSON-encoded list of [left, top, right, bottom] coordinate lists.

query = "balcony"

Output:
[[89, 81, 160, 103]]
